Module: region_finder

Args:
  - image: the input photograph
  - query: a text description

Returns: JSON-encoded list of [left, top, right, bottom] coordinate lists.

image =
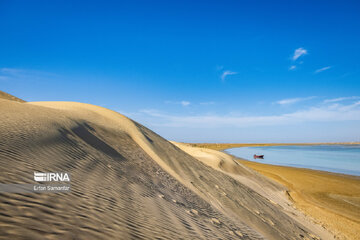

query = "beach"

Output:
[[237, 159, 360, 240], [190, 143, 360, 239], [187, 143, 360, 151]]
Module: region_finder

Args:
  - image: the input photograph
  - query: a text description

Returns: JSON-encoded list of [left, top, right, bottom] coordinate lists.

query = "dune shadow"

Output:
[[67, 123, 126, 161]]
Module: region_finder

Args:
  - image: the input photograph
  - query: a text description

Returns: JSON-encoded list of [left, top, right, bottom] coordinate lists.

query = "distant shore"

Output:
[[186, 142, 360, 151]]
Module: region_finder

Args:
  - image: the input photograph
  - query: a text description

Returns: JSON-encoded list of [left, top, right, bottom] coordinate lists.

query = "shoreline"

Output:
[[188, 142, 360, 239], [187, 142, 360, 151], [236, 157, 360, 240], [224, 149, 360, 178]]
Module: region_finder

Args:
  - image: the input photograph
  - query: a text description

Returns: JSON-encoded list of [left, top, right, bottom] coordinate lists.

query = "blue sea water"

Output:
[[226, 145, 360, 176]]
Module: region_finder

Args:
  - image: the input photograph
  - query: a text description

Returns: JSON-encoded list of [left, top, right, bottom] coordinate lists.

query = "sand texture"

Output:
[[0, 90, 25, 103], [0, 98, 334, 239], [238, 159, 360, 240]]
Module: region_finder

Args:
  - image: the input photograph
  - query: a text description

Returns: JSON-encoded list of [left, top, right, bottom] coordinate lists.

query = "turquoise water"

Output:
[[226, 145, 360, 176]]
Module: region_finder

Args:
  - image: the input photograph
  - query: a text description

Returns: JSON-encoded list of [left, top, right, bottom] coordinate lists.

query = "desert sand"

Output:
[[186, 143, 360, 239], [237, 159, 360, 240], [0, 90, 26, 103], [0, 94, 335, 239]]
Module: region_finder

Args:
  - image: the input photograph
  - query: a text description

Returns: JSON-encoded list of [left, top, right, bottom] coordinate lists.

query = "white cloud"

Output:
[[292, 47, 307, 61], [221, 70, 237, 81], [315, 66, 331, 74], [0, 68, 24, 74], [165, 100, 190, 107], [324, 96, 360, 103], [338, 101, 360, 111], [200, 101, 215, 105], [289, 65, 296, 70], [138, 101, 360, 128], [276, 96, 316, 105], [181, 101, 190, 106], [165, 101, 215, 106], [0, 67, 56, 82]]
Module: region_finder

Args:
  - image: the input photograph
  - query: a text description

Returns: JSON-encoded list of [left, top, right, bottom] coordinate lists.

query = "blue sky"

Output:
[[1, 0, 360, 142]]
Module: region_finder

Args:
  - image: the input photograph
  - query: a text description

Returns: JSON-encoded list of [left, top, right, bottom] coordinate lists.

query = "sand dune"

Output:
[[0, 98, 334, 239], [0, 90, 25, 103]]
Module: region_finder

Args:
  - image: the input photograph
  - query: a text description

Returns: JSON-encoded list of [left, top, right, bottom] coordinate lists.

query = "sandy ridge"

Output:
[[0, 99, 334, 239]]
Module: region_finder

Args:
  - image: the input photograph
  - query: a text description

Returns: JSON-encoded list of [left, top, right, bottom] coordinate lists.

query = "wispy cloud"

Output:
[[289, 48, 307, 71], [0, 68, 23, 80], [138, 101, 360, 128], [200, 101, 215, 105], [289, 65, 296, 71], [0, 67, 56, 82], [292, 47, 307, 61], [181, 101, 190, 106], [165, 100, 191, 107], [315, 66, 331, 74], [275, 96, 316, 105], [221, 70, 237, 81], [0, 68, 24, 74], [324, 96, 360, 103]]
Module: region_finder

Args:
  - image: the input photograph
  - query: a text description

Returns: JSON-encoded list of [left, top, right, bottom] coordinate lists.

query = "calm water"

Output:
[[226, 145, 360, 176]]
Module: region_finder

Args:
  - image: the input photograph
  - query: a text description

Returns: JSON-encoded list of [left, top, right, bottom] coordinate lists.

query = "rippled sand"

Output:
[[0, 96, 334, 239]]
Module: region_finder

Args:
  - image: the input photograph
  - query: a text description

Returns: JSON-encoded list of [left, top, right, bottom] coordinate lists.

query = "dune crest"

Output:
[[0, 99, 333, 239], [0, 90, 25, 103]]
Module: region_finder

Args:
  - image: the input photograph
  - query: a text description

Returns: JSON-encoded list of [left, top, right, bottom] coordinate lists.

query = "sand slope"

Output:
[[238, 159, 360, 240], [0, 90, 25, 103], [0, 99, 332, 239]]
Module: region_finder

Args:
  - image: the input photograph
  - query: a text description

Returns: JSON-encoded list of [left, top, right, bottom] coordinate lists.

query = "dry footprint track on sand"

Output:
[[0, 98, 334, 239]]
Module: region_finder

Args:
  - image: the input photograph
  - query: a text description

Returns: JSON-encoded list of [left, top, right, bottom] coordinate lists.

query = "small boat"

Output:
[[253, 154, 264, 159]]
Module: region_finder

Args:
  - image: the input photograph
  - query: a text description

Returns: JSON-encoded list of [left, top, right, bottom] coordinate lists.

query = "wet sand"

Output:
[[237, 159, 360, 240]]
